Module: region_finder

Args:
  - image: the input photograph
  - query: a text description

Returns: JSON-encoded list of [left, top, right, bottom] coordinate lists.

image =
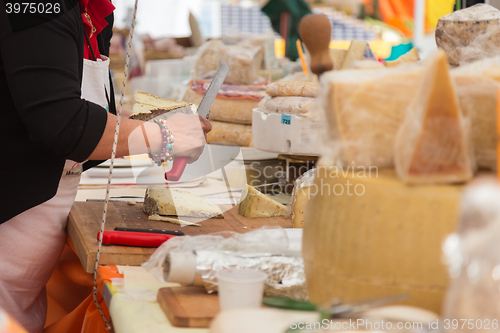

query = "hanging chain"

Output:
[[93, 0, 139, 330]]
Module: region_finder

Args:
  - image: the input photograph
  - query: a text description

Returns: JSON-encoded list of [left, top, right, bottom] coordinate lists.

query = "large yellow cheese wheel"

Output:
[[302, 158, 465, 313]]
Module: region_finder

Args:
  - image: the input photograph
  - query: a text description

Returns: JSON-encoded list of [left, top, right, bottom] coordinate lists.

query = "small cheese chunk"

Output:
[[238, 185, 286, 218], [330, 48, 347, 70], [395, 51, 473, 184], [143, 188, 224, 219]]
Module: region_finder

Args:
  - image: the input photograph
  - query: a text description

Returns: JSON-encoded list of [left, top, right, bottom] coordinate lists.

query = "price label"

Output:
[[281, 114, 292, 125]]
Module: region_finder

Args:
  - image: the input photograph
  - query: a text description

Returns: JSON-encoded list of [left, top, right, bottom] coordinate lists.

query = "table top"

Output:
[[68, 201, 293, 273]]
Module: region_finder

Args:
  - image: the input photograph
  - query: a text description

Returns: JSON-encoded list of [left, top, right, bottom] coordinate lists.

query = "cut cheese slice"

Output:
[[135, 91, 190, 109], [143, 188, 224, 219], [238, 185, 286, 218], [385, 48, 420, 68], [394, 51, 473, 184], [341, 40, 368, 70]]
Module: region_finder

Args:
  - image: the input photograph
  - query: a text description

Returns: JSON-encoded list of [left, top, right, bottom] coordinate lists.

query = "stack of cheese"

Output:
[[258, 81, 319, 116], [182, 40, 266, 147]]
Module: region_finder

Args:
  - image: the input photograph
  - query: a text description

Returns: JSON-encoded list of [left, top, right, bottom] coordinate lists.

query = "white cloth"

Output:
[[0, 54, 110, 332]]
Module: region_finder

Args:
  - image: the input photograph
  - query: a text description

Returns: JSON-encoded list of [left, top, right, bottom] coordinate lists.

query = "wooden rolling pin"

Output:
[[298, 14, 333, 76]]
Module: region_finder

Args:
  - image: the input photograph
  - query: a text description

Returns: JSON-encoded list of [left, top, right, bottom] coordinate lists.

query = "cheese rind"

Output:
[[395, 51, 473, 184], [143, 188, 224, 219], [238, 185, 286, 218], [258, 96, 314, 115]]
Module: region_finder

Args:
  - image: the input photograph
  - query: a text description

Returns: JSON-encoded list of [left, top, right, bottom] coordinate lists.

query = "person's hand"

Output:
[[165, 113, 212, 163]]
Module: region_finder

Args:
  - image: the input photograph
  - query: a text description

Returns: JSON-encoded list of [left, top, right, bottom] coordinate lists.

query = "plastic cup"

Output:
[[216, 269, 267, 311]]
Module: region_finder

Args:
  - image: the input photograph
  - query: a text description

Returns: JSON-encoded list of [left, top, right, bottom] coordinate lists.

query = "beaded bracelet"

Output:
[[147, 119, 174, 166]]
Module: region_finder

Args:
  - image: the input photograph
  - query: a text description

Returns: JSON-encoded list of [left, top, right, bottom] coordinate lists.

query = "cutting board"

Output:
[[68, 201, 292, 273], [157, 287, 219, 328]]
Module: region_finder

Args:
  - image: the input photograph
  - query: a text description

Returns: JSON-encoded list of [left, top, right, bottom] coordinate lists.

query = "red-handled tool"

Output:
[[165, 63, 230, 181], [97, 231, 177, 247]]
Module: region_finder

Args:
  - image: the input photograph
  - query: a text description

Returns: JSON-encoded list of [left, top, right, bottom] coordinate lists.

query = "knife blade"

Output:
[[165, 63, 230, 182]]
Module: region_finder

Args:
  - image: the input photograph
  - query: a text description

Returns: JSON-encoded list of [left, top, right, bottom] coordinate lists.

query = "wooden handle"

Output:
[[299, 14, 333, 76]]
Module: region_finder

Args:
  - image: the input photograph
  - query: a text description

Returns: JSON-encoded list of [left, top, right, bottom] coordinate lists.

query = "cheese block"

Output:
[[143, 188, 223, 219], [238, 185, 286, 218], [324, 64, 425, 167], [436, 4, 500, 66], [207, 121, 252, 147], [220, 45, 264, 85], [302, 159, 465, 314], [341, 40, 368, 70], [385, 48, 420, 68], [194, 40, 225, 79], [182, 87, 258, 124], [394, 51, 473, 184], [265, 81, 319, 98], [291, 187, 310, 228], [258, 96, 314, 116], [329, 48, 347, 71]]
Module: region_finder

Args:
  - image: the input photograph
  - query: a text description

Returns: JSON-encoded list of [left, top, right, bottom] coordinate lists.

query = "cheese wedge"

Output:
[[385, 48, 420, 68], [394, 51, 473, 184], [143, 188, 224, 219], [135, 91, 190, 109], [341, 40, 368, 70], [238, 185, 286, 218], [329, 48, 347, 70]]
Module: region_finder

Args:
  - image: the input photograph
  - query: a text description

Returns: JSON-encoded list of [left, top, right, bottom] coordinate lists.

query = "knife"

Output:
[[165, 63, 230, 181], [97, 230, 177, 247], [114, 227, 184, 236]]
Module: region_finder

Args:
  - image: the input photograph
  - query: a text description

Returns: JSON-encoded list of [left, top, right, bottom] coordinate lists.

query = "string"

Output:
[[92, 0, 139, 330]]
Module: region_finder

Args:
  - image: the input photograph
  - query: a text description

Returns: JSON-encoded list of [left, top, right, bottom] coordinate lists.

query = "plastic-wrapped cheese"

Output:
[[436, 4, 500, 66]]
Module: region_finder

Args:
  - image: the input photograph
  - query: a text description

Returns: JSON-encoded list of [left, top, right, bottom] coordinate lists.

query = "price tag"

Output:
[[281, 114, 292, 125]]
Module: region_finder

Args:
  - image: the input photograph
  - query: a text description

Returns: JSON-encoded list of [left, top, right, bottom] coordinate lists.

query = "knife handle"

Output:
[[98, 231, 177, 247], [164, 157, 188, 181]]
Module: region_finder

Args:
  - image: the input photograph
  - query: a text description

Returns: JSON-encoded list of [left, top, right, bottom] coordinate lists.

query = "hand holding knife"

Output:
[[165, 63, 230, 181]]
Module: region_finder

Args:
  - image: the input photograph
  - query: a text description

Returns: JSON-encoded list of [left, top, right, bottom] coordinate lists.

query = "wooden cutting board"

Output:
[[68, 201, 292, 273], [157, 287, 219, 328]]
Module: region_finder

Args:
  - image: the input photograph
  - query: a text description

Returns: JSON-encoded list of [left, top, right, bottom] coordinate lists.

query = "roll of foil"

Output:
[[193, 250, 308, 300]]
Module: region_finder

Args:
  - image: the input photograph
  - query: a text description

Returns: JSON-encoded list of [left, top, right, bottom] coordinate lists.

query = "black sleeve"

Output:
[[0, 2, 108, 162]]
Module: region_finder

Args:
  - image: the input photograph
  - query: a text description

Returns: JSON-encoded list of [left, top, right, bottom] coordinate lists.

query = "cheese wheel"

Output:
[[265, 81, 319, 98], [182, 87, 258, 124], [207, 121, 252, 147], [302, 159, 465, 313], [258, 96, 314, 115]]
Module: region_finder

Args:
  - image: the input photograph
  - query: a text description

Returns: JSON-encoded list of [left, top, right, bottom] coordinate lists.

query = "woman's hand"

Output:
[[165, 113, 212, 163]]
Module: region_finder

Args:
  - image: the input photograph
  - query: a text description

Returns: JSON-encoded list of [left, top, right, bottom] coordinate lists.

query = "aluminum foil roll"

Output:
[[165, 250, 308, 300]]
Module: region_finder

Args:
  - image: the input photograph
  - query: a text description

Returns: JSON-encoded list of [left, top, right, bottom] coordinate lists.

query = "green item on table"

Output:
[[263, 297, 318, 311]]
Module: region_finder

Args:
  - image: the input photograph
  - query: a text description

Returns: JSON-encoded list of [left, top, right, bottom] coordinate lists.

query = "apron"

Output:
[[0, 46, 110, 333]]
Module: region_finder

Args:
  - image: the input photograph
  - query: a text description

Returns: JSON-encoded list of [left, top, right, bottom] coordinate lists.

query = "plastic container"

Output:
[[216, 269, 267, 311]]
